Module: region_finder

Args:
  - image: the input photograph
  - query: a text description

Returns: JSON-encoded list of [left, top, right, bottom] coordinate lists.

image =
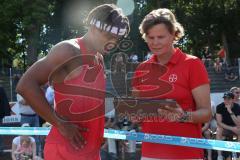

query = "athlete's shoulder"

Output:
[[51, 39, 80, 55], [46, 39, 81, 63]]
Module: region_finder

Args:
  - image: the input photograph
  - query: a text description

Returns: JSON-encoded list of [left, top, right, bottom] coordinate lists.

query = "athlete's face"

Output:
[[102, 32, 121, 54], [145, 24, 175, 56], [94, 29, 119, 55]]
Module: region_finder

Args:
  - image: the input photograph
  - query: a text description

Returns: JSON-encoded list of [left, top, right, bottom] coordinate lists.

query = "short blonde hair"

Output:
[[139, 8, 184, 41]]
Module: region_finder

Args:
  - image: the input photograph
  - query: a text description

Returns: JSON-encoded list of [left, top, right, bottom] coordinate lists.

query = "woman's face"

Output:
[[145, 24, 175, 56]]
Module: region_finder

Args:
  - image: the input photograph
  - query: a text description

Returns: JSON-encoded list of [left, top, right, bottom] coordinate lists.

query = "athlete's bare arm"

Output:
[[16, 40, 87, 149]]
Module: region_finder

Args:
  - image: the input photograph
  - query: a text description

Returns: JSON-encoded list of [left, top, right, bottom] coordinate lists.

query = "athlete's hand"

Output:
[[57, 121, 88, 150]]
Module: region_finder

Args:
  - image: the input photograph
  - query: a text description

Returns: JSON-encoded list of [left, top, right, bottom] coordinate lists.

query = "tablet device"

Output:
[[114, 98, 177, 116]]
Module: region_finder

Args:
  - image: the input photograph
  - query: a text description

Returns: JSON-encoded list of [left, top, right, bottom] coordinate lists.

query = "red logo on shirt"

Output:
[[169, 74, 177, 83], [51, 55, 106, 122]]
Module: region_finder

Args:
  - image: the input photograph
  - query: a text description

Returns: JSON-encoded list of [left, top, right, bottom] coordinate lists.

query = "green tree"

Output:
[[0, 0, 22, 67], [21, 0, 52, 65], [171, 0, 240, 60], [1, 0, 239, 69], [129, 0, 240, 62]]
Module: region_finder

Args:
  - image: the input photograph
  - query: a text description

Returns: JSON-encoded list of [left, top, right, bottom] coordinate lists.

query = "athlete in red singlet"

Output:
[[16, 4, 130, 160], [44, 38, 106, 159]]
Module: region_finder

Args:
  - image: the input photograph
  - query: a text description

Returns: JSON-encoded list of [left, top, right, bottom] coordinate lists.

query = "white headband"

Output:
[[90, 18, 127, 36]]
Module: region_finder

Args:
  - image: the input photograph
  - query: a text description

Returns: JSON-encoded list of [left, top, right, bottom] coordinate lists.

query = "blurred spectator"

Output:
[[144, 51, 152, 61], [201, 56, 207, 66], [16, 94, 39, 127], [201, 46, 212, 67], [202, 101, 217, 160], [118, 117, 136, 160], [45, 85, 54, 107], [230, 87, 240, 105], [11, 123, 42, 160], [129, 53, 138, 63], [13, 74, 21, 101], [216, 92, 240, 160], [232, 58, 239, 67], [125, 129, 137, 160], [202, 46, 212, 59], [39, 122, 52, 158], [105, 108, 119, 159], [224, 64, 238, 81], [101, 110, 137, 160], [112, 53, 126, 74], [0, 86, 11, 119], [16, 94, 41, 156], [225, 72, 238, 81], [225, 64, 235, 74], [101, 116, 118, 160], [0, 86, 11, 155], [217, 47, 226, 64], [213, 58, 222, 73]]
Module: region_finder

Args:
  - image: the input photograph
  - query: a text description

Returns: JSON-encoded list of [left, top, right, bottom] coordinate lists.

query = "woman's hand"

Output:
[[157, 104, 186, 122]]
